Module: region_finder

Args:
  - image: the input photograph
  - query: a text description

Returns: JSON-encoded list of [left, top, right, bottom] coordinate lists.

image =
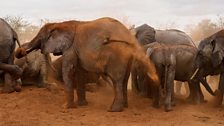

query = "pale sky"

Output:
[[0, 0, 223, 30]]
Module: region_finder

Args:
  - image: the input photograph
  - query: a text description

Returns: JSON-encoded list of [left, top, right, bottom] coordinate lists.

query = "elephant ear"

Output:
[[43, 28, 74, 55], [211, 39, 224, 67], [135, 24, 156, 45]]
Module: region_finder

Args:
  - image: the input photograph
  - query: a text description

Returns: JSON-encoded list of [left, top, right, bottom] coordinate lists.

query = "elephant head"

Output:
[[133, 24, 156, 45], [15, 22, 76, 58], [196, 30, 224, 69]]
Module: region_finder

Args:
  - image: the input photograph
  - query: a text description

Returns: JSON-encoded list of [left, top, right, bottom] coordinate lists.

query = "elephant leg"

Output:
[[195, 81, 203, 104], [122, 58, 132, 108], [215, 72, 224, 105], [164, 65, 175, 112], [188, 80, 201, 104], [1, 73, 15, 93], [131, 63, 139, 93], [152, 86, 160, 108], [109, 78, 124, 112], [0, 63, 22, 78], [76, 68, 88, 106], [62, 57, 76, 109], [1, 53, 22, 93]]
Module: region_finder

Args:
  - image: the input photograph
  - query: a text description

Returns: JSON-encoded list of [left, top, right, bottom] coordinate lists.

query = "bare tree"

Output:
[[3, 16, 40, 43]]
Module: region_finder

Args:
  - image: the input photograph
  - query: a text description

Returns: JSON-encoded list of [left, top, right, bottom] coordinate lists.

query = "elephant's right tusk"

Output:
[[190, 68, 199, 80]]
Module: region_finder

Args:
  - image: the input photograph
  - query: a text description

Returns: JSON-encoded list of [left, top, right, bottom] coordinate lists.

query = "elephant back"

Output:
[[155, 29, 194, 46], [0, 18, 14, 42]]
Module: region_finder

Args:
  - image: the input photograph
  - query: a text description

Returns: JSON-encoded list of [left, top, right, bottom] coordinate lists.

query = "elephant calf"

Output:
[[144, 42, 214, 112], [51, 57, 104, 94], [15, 50, 56, 88]]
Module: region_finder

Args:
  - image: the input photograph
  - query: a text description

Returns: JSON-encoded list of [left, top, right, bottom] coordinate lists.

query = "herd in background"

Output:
[[0, 17, 224, 112]]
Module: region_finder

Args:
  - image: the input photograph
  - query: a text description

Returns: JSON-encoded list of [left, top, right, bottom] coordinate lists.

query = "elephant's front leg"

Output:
[[2, 73, 15, 93], [62, 59, 76, 109], [215, 72, 224, 106], [187, 79, 201, 104]]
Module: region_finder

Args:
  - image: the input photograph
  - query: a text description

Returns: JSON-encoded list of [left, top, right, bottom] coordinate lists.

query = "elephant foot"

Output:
[[171, 101, 176, 107], [45, 83, 59, 92], [213, 90, 223, 106], [62, 101, 76, 109], [14, 82, 22, 92], [108, 103, 124, 112], [152, 102, 160, 109], [164, 104, 173, 112], [77, 100, 88, 106], [37, 83, 45, 88], [186, 95, 200, 104], [123, 101, 128, 108]]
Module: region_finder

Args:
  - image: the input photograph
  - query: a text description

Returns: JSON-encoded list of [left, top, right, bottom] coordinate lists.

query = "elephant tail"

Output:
[[133, 48, 160, 86], [12, 28, 21, 48]]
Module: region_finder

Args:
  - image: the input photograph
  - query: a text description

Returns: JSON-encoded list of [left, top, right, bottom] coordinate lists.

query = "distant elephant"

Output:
[[195, 30, 224, 105], [145, 42, 214, 111], [14, 50, 56, 88], [0, 18, 22, 93], [15, 17, 159, 112], [132, 24, 194, 97]]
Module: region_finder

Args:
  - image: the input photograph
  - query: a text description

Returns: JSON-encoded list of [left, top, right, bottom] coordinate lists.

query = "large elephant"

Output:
[[14, 50, 56, 88], [195, 30, 224, 105], [132, 24, 194, 96], [0, 18, 22, 93], [145, 42, 214, 111], [15, 17, 159, 112]]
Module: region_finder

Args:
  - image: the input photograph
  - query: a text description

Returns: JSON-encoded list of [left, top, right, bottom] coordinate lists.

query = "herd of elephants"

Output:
[[0, 17, 224, 112]]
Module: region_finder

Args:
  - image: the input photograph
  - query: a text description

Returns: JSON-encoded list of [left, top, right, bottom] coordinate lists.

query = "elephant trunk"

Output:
[[15, 35, 41, 59], [133, 48, 160, 86], [198, 76, 215, 96]]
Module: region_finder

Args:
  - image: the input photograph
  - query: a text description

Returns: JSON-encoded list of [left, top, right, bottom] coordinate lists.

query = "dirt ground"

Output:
[[0, 76, 224, 126]]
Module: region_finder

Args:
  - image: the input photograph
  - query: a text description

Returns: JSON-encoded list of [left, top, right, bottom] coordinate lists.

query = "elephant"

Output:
[[132, 24, 194, 97], [133, 24, 195, 46], [15, 17, 159, 112], [144, 42, 214, 112], [195, 29, 224, 105], [0, 18, 22, 93], [14, 50, 56, 88]]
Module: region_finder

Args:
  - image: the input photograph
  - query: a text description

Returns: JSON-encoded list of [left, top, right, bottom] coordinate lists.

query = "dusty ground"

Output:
[[0, 76, 224, 126]]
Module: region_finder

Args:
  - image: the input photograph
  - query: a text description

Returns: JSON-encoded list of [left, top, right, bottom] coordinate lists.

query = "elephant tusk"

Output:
[[190, 68, 199, 80]]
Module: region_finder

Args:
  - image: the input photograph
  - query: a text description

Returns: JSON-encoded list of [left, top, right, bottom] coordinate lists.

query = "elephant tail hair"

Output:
[[133, 48, 160, 86]]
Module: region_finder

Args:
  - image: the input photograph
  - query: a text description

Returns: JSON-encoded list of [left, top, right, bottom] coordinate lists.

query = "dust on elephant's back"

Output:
[[75, 18, 137, 72]]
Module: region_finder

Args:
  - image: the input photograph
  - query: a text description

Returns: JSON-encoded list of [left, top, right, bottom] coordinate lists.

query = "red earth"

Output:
[[0, 76, 224, 126]]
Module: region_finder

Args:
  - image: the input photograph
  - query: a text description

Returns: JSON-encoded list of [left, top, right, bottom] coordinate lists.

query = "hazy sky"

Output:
[[0, 0, 223, 30]]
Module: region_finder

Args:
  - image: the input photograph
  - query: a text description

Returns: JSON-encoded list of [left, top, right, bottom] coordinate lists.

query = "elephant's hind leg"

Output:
[[109, 78, 124, 112], [76, 69, 88, 106]]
